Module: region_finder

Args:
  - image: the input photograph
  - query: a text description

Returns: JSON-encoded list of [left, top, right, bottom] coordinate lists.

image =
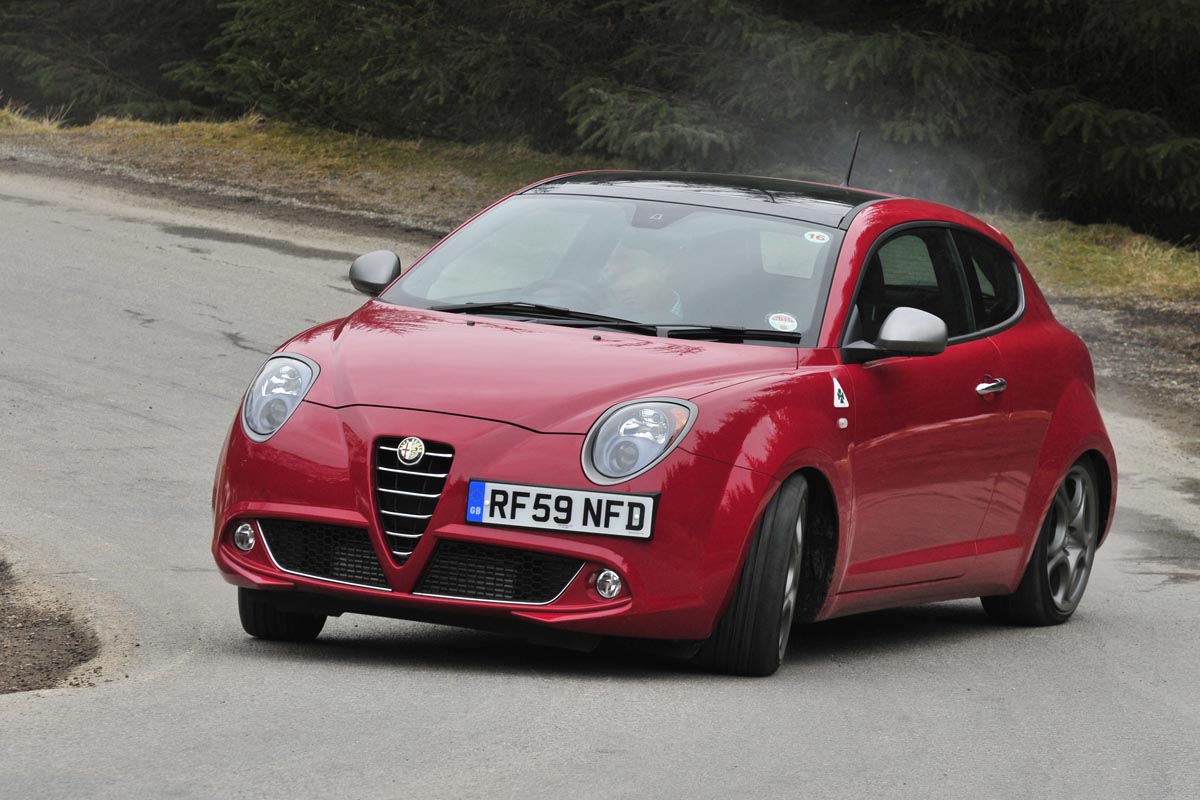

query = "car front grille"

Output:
[[259, 519, 390, 590], [374, 437, 454, 565], [414, 540, 585, 605]]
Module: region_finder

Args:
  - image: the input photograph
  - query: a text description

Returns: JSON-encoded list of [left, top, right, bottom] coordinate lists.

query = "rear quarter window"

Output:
[[952, 230, 1021, 331]]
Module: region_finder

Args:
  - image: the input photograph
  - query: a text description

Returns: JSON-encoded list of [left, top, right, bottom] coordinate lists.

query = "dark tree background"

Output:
[[0, 0, 224, 120], [1, 0, 1197, 239]]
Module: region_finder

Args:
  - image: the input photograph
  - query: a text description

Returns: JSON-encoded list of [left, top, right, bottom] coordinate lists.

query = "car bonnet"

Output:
[[293, 302, 799, 433]]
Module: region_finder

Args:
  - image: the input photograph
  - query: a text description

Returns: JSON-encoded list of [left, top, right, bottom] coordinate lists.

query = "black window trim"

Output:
[[946, 227, 1027, 343], [839, 220, 1026, 349]]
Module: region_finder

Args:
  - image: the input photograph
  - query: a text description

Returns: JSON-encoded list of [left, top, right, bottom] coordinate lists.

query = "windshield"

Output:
[[382, 194, 843, 343]]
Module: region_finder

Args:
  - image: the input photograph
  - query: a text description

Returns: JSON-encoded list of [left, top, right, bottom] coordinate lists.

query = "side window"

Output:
[[878, 235, 938, 288], [854, 228, 971, 341], [952, 230, 1021, 331]]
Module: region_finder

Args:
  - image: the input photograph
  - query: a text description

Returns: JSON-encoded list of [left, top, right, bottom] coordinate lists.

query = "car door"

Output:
[[950, 228, 1041, 571], [840, 226, 1011, 593]]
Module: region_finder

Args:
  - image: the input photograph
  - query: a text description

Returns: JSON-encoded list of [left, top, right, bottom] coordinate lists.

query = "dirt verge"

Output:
[[1050, 295, 1200, 454], [1, 143, 448, 247], [0, 560, 100, 694]]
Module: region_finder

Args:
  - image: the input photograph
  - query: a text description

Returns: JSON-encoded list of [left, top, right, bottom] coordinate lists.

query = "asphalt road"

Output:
[[1, 169, 1197, 799]]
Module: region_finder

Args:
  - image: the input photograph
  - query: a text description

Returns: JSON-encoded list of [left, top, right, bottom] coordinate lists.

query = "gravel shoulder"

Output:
[[0, 135, 1196, 695], [1051, 296, 1200, 455]]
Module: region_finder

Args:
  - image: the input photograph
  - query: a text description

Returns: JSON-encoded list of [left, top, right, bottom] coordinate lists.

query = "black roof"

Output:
[[525, 170, 893, 229]]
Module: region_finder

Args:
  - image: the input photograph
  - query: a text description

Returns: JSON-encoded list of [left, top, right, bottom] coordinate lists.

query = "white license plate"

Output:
[[465, 480, 655, 539]]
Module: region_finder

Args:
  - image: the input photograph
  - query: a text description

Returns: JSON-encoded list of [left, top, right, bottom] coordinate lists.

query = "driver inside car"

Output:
[[600, 245, 683, 320]]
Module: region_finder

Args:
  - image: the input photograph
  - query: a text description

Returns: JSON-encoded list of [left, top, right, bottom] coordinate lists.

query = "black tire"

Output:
[[982, 459, 1100, 626], [696, 475, 808, 677], [238, 588, 326, 641]]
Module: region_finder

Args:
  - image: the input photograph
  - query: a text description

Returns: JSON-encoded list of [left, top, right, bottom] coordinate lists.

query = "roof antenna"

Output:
[[841, 129, 863, 187]]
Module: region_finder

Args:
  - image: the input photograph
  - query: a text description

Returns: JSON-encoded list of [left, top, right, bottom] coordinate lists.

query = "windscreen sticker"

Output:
[[767, 312, 798, 332], [805, 231, 830, 244], [833, 377, 850, 408]]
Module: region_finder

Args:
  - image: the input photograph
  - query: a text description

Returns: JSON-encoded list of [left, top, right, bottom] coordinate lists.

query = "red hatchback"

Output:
[[213, 172, 1116, 676]]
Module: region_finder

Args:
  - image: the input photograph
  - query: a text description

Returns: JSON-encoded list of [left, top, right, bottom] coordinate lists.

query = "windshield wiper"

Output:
[[660, 325, 802, 344], [429, 303, 800, 343], [522, 320, 801, 343], [431, 300, 573, 316], [430, 302, 657, 332]]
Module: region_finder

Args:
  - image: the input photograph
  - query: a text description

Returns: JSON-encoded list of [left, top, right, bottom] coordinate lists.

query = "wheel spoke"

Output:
[[778, 517, 803, 660], [783, 556, 798, 600], [1066, 477, 1087, 531], [1047, 546, 1069, 581], [1047, 546, 1069, 572], [1048, 492, 1070, 552], [1046, 544, 1072, 605], [1065, 547, 1084, 597], [1072, 503, 1097, 551]]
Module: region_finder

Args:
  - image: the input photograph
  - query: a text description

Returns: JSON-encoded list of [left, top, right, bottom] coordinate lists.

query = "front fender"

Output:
[[682, 369, 851, 485], [680, 367, 854, 602]]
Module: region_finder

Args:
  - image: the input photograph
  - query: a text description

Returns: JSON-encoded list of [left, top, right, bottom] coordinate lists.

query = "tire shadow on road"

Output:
[[788, 600, 1000, 665], [216, 599, 1006, 679], [224, 622, 701, 679]]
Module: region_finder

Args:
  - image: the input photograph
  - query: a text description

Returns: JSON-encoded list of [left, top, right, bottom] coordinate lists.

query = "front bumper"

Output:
[[212, 402, 773, 640]]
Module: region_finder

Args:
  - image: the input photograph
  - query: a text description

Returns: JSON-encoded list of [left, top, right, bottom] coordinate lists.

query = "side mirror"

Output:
[[842, 307, 948, 364], [877, 307, 948, 354], [349, 250, 402, 296]]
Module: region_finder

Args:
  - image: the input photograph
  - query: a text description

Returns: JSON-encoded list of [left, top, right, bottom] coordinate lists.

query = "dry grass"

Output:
[[84, 113, 608, 193], [1, 109, 1195, 298], [991, 215, 1200, 300], [1, 113, 618, 229], [0, 101, 64, 132]]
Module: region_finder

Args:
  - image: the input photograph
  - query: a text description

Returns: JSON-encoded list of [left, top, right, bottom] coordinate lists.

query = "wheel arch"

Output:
[[794, 466, 839, 624], [1012, 379, 1113, 585], [683, 371, 853, 627], [1080, 448, 1115, 547], [709, 463, 842, 633]]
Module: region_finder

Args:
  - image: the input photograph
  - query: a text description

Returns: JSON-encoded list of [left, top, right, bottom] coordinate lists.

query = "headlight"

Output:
[[242, 355, 318, 441], [582, 398, 697, 485]]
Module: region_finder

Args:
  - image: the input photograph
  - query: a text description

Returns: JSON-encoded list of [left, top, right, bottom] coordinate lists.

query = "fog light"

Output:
[[232, 522, 256, 552], [595, 569, 622, 599]]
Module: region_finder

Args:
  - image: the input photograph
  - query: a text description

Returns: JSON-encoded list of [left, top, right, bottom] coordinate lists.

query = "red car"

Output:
[[213, 171, 1116, 676]]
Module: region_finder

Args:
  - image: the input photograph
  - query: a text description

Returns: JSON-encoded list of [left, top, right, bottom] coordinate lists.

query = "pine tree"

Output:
[[0, 0, 226, 121], [2, 0, 1195, 235]]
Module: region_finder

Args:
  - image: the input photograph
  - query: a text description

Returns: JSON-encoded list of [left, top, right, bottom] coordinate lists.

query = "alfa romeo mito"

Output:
[[212, 171, 1116, 676]]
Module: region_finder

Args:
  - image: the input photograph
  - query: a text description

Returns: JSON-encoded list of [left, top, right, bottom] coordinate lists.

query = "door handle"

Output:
[[976, 377, 1008, 396]]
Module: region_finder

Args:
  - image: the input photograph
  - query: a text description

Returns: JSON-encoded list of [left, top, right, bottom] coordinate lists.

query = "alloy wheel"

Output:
[[1045, 464, 1099, 614], [777, 514, 803, 660]]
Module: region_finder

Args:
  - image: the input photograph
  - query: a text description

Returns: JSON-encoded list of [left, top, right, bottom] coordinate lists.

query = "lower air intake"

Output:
[[414, 540, 584, 605], [259, 519, 390, 590]]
